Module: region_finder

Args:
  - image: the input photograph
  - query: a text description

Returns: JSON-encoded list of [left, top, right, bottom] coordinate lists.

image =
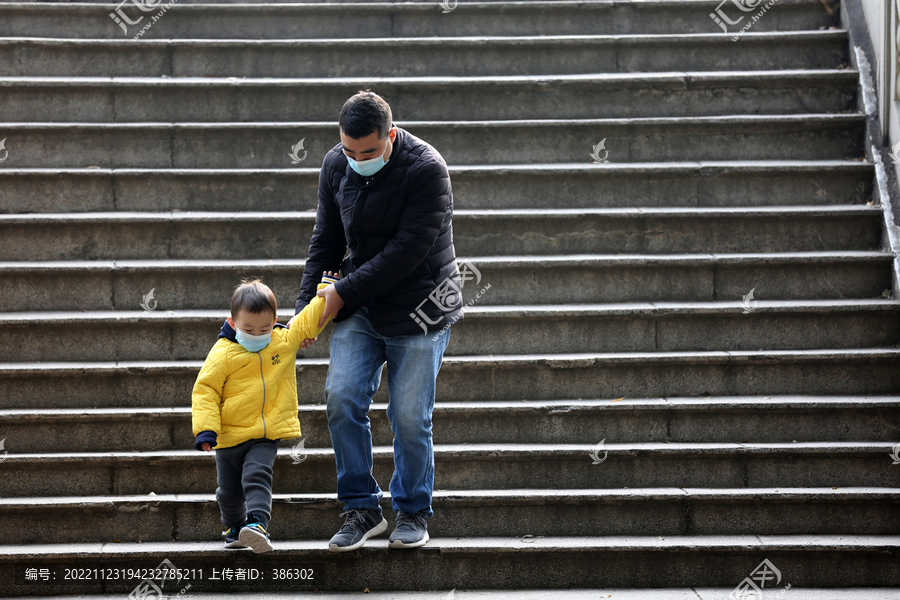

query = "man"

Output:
[[292, 90, 461, 551]]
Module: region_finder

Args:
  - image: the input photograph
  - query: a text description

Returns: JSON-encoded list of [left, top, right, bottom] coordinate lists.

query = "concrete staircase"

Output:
[[1, 0, 899, 596]]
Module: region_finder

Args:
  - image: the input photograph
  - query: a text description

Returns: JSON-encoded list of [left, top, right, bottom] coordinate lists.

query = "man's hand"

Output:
[[201, 442, 212, 452], [317, 284, 344, 329]]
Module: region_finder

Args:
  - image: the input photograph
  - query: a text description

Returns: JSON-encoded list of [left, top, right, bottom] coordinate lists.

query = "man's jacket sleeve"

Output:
[[191, 343, 228, 437], [334, 159, 451, 311], [295, 164, 348, 313]]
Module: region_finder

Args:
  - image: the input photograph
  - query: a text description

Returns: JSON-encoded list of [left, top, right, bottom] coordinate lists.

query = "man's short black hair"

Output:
[[339, 90, 393, 140]]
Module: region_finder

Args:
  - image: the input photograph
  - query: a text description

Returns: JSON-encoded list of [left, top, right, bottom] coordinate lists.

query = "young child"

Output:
[[191, 272, 339, 553]]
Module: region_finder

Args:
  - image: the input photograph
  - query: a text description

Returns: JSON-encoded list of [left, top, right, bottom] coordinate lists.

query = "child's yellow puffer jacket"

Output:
[[191, 283, 330, 450]]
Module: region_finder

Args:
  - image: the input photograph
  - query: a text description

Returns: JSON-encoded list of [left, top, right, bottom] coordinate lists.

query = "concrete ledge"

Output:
[[0, 394, 898, 450], [0, 161, 876, 212], [6, 590, 899, 600], [0, 535, 897, 594], [0, 488, 898, 543], [0, 31, 850, 77], [0, 0, 841, 39], [0, 205, 884, 259], [0, 114, 866, 167], [0, 299, 897, 360], [0, 441, 897, 497], [0, 70, 858, 121], [0, 251, 890, 312], [1, 347, 898, 406]]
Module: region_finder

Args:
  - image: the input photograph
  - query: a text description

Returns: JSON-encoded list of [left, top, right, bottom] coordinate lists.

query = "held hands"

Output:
[[286, 271, 343, 341], [317, 275, 344, 329]]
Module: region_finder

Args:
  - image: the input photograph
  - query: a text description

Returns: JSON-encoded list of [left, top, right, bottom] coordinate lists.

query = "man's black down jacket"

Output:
[[294, 127, 463, 337]]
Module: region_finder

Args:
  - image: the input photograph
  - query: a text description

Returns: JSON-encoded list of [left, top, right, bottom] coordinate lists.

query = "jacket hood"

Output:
[[218, 318, 287, 343]]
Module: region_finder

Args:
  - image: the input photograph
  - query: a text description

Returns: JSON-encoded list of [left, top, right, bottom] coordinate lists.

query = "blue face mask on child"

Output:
[[235, 329, 271, 353]]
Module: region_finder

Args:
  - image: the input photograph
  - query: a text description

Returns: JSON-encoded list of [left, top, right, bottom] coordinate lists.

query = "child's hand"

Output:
[[201, 442, 212, 452]]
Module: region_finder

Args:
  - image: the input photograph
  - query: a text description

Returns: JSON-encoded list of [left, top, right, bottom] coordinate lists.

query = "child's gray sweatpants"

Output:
[[214, 438, 279, 529]]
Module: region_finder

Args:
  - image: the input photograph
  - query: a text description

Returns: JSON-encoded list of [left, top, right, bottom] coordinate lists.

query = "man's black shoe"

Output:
[[328, 508, 388, 552], [388, 511, 429, 549]]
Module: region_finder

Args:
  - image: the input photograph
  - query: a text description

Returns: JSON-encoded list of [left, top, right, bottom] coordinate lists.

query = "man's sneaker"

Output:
[[328, 508, 388, 552], [222, 526, 247, 549], [388, 511, 429, 549], [239, 521, 273, 554]]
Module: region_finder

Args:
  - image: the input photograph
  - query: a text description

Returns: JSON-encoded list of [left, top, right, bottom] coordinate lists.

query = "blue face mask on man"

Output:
[[347, 136, 391, 177]]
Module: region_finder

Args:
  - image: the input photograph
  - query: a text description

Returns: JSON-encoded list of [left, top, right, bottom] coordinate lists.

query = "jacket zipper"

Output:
[[256, 351, 267, 437]]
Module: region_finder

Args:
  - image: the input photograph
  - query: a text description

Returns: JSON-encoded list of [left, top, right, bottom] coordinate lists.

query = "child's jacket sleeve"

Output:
[[191, 342, 229, 443], [284, 281, 335, 351]]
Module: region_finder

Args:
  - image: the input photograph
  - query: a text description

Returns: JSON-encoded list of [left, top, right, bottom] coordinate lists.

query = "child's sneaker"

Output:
[[239, 520, 273, 554], [222, 526, 248, 549]]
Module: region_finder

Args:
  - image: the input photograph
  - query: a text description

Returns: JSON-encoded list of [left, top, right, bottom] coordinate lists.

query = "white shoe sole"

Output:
[[389, 530, 430, 549], [224, 540, 249, 549], [328, 517, 388, 552], [239, 526, 273, 554]]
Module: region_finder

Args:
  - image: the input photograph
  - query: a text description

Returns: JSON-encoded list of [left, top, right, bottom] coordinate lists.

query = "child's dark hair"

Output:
[[231, 277, 277, 319]]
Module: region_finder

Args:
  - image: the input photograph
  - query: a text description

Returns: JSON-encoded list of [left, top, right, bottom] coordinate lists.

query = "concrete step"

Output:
[[0, 252, 890, 312], [1, 535, 897, 594], [0, 71, 859, 122], [0, 488, 897, 545], [0, 206, 882, 261], [6, 591, 900, 600], [0, 1, 840, 39], [0, 32, 849, 78], [0, 161, 875, 214], [0, 115, 866, 168], [1, 349, 898, 409], [2, 300, 897, 362], [1, 442, 898, 498], [1, 397, 897, 452]]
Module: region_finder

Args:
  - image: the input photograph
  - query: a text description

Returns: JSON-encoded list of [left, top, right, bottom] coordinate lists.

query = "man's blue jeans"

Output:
[[325, 306, 450, 518]]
